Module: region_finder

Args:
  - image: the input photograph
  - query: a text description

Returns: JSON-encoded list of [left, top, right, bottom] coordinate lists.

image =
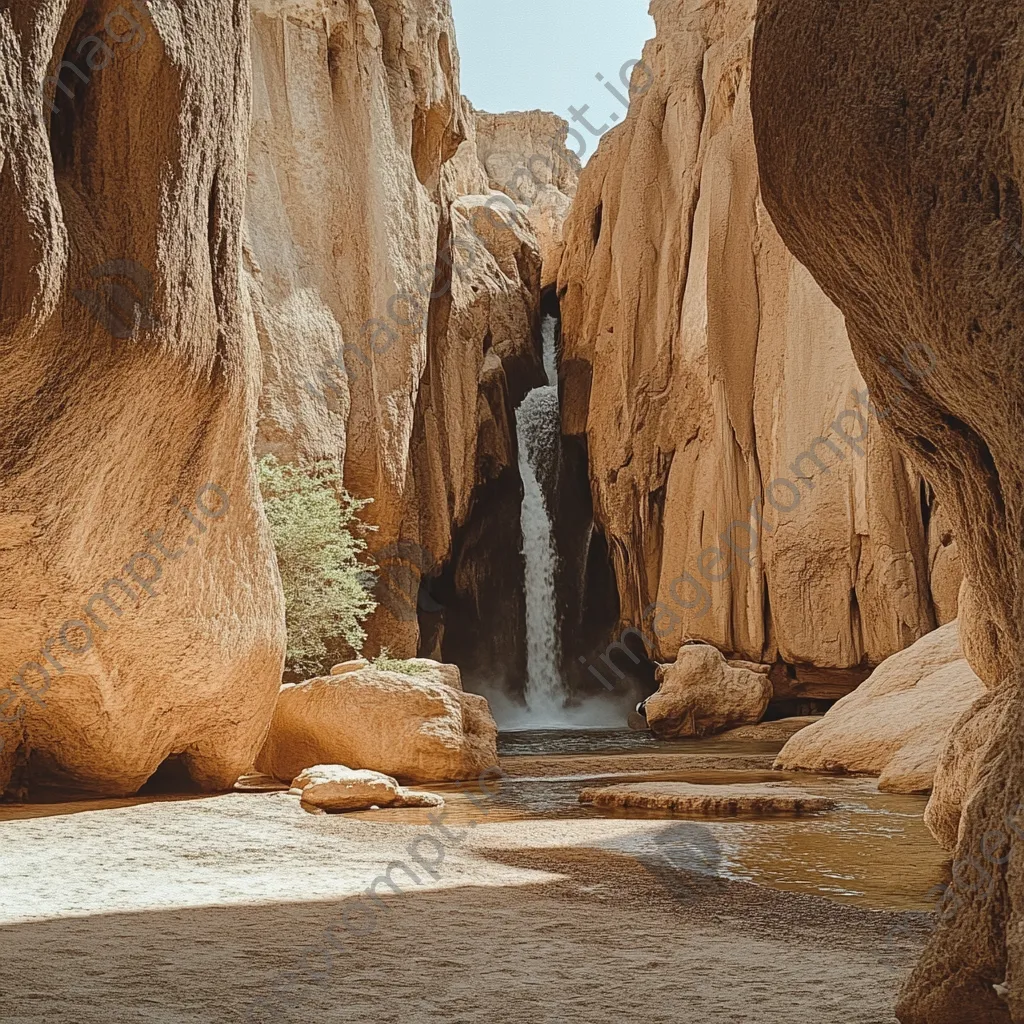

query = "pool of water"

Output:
[[440, 729, 951, 912]]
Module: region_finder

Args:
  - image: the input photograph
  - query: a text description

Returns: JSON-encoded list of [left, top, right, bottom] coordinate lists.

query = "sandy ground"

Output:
[[0, 789, 931, 1024]]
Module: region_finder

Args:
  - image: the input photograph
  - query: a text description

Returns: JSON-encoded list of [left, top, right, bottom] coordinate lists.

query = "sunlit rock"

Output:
[[645, 644, 772, 739], [256, 662, 498, 784], [0, 0, 286, 796], [556, 0, 957, 686], [290, 764, 444, 813], [775, 622, 985, 795]]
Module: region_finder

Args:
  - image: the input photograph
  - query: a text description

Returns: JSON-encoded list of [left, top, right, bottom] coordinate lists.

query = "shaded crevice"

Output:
[[138, 755, 203, 795]]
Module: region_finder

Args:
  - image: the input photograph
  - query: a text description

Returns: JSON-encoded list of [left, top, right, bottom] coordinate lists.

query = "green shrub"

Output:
[[258, 455, 377, 677], [372, 648, 431, 676]]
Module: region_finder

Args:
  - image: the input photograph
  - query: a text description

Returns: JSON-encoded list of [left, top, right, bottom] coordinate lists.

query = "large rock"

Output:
[[751, 1, 1024, 1019], [0, 1, 286, 795], [256, 662, 498, 784], [290, 764, 444, 812], [775, 622, 986, 794], [556, 0, 959, 686], [645, 644, 772, 739]]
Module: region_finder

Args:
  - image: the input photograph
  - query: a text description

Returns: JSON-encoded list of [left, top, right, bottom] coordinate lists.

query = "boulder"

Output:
[[775, 622, 985, 793], [579, 782, 836, 817], [290, 765, 444, 813], [645, 645, 773, 739], [256, 662, 498, 784]]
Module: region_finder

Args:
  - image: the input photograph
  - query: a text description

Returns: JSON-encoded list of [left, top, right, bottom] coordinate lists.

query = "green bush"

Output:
[[372, 648, 431, 676], [258, 455, 377, 677]]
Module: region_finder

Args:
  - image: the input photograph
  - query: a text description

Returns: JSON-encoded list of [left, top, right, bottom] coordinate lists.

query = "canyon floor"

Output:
[[0, 735, 943, 1024]]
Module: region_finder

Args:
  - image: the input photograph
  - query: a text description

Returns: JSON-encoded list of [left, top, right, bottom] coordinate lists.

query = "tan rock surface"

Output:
[[290, 764, 444, 812], [556, 0, 960, 681], [256, 662, 498, 784], [579, 782, 836, 817], [330, 659, 370, 677], [751, 1, 1024, 1018], [645, 644, 773, 739], [245, 1, 546, 660], [775, 622, 985, 794], [0, 1, 286, 796], [721, 717, 821, 743], [460, 107, 580, 288], [924, 689, 1006, 853]]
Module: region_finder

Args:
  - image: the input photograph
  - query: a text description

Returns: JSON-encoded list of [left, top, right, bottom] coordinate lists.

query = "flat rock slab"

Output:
[[579, 782, 837, 817]]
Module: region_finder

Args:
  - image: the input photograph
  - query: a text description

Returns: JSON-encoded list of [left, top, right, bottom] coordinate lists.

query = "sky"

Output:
[[450, 0, 656, 163]]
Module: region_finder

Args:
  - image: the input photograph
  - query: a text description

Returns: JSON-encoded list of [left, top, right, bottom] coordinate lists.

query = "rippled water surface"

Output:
[[433, 728, 951, 912]]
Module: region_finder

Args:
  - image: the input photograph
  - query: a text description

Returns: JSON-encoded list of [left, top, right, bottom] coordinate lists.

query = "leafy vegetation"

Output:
[[372, 648, 431, 675], [258, 455, 377, 677]]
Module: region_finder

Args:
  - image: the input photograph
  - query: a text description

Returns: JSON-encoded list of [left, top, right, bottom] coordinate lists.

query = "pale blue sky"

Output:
[[450, 0, 656, 162]]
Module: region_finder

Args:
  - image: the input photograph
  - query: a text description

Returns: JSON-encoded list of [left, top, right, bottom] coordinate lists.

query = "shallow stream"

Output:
[[422, 729, 949, 913]]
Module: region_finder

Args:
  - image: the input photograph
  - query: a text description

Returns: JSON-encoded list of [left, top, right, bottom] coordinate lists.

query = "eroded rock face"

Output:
[[255, 662, 499, 784], [775, 622, 986, 794], [751, 2, 1024, 1019], [0, 1, 286, 796], [467, 108, 580, 288], [925, 689, 1008, 853], [645, 644, 772, 739], [556, 0, 961, 686], [245, 0, 547, 666]]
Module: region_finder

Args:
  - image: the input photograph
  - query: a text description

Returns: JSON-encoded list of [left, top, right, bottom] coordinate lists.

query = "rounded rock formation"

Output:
[[256, 661, 499, 784], [645, 644, 772, 739]]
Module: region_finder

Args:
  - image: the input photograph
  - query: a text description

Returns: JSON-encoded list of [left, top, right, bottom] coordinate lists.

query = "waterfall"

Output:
[[516, 317, 565, 719]]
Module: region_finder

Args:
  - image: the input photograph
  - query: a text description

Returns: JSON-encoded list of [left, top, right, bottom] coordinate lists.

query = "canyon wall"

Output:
[[0, 0, 285, 796], [468, 108, 580, 289], [0, 0, 568, 795], [752, 0, 1024, 1020], [556, 0, 961, 691], [246, 0, 566, 673]]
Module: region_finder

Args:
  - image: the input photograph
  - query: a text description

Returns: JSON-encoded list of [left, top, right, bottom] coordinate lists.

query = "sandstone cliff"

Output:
[[752, 1, 1024, 1019], [556, 0, 961, 691], [0, 0, 286, 796], [245, 0, 557, 671], [466, 108, 580, 289]]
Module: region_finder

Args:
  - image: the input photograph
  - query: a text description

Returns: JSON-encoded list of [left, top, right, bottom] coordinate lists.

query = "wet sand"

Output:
[[0, 736, 946, 1023]]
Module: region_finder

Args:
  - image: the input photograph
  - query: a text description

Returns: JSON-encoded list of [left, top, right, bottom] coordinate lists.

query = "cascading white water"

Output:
[[516, 317, 565, 719]]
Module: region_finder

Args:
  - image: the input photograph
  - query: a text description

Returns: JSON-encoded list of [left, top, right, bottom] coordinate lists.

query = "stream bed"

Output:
[[423, 728, 950, 913]]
